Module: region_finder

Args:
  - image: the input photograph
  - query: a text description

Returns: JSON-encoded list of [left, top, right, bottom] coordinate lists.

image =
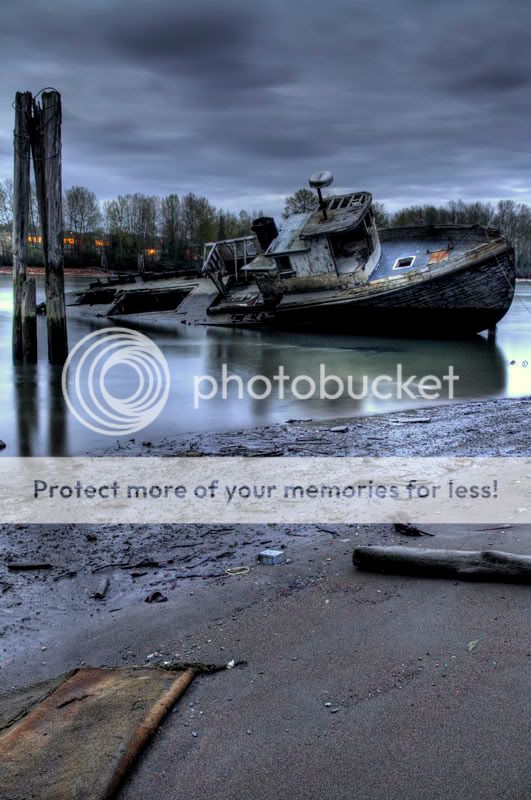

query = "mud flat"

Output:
[[0, 395, 529, 667]]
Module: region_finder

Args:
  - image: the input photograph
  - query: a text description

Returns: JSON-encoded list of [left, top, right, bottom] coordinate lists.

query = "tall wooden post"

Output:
[[12, 92, 32, 362], [32, 90, 68, 365], [21, 277, 37, 362]]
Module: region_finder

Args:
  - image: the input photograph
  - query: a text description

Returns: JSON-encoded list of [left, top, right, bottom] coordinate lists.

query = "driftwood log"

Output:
[[353, 546, 531, 583]]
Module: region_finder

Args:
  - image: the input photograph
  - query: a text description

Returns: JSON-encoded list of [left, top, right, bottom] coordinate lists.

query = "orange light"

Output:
[[28, 235, 42, 243], [95, 239, 109, 248], [64, 237, 76, 245], [145, 248, 157, 256]]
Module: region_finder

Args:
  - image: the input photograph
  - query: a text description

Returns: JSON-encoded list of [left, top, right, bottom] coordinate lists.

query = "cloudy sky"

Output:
[[1, 0, 530, 215]]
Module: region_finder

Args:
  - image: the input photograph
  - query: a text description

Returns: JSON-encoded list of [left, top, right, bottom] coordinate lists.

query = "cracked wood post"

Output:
[[12, 91, 32, 362], [32, 90, 68, 365], [353, 546, 531, 583], [21, 277, 37, 362]]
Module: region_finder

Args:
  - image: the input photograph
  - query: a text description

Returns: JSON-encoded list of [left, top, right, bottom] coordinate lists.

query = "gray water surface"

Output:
[[0, 275, 530, 456]]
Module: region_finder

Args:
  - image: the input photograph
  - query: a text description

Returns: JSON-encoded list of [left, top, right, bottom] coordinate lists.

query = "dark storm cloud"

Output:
[[1, 0, 531, 213]]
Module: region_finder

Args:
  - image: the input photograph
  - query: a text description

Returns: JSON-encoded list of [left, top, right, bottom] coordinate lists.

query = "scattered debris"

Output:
[[145, 591, 167, 603], [225, 566, 250, 576], [94, 577, 110, 600], [53, 570, 78, 582], [393, 522, 434, 537], [467, 639, 481, 652], [329, 425, 349, 433], [388, 417, 432, 424], [316, 526, 340, 537], [257, 549, 286, 565], [226, 659, 236, 669], [7, 562, 52, 572]]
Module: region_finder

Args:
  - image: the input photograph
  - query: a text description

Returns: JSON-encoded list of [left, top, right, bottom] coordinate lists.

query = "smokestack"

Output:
[[251, 216, 279, 253]]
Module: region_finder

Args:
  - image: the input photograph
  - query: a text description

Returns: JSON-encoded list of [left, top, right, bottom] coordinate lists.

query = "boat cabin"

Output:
[[202, 173, 381, 291], [263, 191, 380, 281]]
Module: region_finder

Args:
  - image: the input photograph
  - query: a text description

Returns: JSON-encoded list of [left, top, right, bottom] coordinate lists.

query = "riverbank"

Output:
[[1, 396, 530, 799], [97, 393, 531, 458]]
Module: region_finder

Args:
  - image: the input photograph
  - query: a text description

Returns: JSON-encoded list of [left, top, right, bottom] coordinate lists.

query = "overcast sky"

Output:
[[1, 0, 530, 215]]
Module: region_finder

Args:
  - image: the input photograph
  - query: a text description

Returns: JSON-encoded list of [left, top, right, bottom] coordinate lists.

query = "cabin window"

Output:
[[330, 223, 372, 261], [393, 256, 416, 270], [276, 256, 294, 276]]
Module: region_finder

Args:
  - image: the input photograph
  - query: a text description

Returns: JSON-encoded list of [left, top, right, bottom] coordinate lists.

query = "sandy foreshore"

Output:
[[1, 395, 530, 800]]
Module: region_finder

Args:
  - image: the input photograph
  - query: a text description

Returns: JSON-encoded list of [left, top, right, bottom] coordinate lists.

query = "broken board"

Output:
[[0, 665, 195, 800]]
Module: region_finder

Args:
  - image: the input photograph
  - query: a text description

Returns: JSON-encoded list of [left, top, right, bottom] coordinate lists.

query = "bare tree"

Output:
[[64, 185, 101, 234], [0, 178, 14, 226]]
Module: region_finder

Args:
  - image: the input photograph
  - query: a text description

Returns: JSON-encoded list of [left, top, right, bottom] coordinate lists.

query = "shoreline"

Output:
[[97, 393, 531, 458]]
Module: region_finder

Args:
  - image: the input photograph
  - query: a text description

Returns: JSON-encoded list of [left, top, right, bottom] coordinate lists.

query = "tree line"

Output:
[[1, 177, 531, 275], [0, 179, 257, 269]]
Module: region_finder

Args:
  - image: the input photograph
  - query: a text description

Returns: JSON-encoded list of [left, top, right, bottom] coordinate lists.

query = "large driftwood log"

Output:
[[12, 91, 32, 362], [353, 546, 531, 583]]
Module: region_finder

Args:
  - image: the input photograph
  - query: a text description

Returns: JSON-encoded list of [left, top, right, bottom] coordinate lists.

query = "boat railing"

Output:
[[202, 235, 259, 293]]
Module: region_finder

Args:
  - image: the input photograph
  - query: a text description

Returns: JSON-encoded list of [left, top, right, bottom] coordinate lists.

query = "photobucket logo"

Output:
[[194, 363, 459, 407], [62, 328, 170, 436]]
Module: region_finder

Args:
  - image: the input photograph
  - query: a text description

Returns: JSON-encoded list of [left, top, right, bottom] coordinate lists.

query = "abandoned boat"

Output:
[[67, 172, 516, 336]]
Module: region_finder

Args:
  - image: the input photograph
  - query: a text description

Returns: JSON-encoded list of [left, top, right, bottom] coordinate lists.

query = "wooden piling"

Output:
[[21, 277, 37, 362], [12, 91, 32, 362], [32, 90, 68, 365]]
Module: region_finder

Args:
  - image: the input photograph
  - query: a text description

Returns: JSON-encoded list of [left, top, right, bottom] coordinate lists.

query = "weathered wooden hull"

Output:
[[269, 244, 515, 336], [66, 229, 516, 340]]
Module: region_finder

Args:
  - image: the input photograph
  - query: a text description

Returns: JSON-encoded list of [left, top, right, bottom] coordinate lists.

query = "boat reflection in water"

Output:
[[4, 322, 508, 457]]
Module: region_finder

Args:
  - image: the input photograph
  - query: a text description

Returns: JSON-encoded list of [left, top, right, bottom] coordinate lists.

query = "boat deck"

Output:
[[369, 236, 483, 281]]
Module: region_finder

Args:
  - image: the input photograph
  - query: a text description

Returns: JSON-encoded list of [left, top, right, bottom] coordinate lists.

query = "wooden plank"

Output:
[[21, 277, 37, 362], [12, 91, 32, 362]]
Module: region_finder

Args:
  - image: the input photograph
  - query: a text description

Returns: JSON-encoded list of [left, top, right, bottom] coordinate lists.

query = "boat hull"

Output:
[[269, 244, 515, 337]]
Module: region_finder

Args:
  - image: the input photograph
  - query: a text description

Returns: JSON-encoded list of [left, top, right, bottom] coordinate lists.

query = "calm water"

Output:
[[0, 275, 530, 456]]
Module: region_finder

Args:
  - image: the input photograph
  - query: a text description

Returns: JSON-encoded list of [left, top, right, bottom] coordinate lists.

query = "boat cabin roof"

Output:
[[266, 191, 372, 257]]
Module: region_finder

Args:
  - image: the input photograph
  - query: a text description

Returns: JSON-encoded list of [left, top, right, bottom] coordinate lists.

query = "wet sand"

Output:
[[1, 396, 530, 799]]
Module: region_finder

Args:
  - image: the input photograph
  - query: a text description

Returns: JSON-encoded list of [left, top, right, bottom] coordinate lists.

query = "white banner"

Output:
[[0, 457, 530, 524]]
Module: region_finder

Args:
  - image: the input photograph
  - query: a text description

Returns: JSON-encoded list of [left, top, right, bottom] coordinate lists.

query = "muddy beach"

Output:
[[1, 394, 529, 672]]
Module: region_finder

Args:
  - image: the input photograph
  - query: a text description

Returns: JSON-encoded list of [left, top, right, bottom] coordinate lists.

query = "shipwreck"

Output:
[[67, 172, 516, 336]]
